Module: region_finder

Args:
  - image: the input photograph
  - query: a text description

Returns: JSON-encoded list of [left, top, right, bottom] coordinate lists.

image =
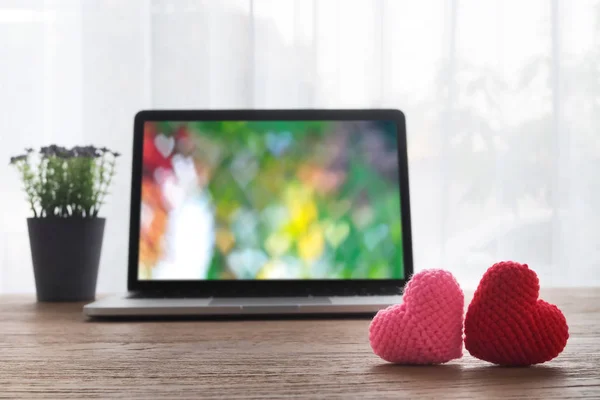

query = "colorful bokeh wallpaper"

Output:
[[138, 120, 403, 280]]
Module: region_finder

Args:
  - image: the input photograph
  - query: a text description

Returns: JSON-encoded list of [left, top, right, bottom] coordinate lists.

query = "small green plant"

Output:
[[9, 145, 120, 218]]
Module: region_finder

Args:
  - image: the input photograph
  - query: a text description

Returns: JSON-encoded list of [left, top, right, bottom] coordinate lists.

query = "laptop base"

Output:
[[83, 295, 402, 318]]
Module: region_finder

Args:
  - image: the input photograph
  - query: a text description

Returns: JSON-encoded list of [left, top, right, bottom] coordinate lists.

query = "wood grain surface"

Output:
[[1, 289, 599, 399]]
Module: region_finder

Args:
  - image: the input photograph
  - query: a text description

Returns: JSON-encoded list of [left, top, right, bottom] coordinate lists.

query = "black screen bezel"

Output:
[[128, 109, 413, 295]]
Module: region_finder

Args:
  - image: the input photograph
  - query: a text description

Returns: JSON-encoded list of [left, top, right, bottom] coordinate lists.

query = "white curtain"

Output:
[[1, 0, 599, 293]]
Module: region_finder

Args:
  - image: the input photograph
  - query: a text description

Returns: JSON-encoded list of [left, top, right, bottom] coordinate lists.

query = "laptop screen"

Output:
[[138, 120, 404, 280]]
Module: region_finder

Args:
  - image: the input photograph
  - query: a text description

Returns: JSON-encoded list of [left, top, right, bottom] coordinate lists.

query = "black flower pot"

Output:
[[27, 218, 105, 302]]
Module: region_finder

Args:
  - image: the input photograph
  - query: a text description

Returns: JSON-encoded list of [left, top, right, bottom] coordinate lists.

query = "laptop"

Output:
[[83, 109, 413, 317]]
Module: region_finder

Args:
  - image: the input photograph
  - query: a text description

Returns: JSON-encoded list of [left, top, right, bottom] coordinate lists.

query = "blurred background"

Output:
[[1, 0, 599, 292], [139, 121, 403, 280]]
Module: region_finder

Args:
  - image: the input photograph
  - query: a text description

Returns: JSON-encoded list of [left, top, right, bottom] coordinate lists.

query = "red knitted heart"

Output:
[[464, 261, 569, 366]]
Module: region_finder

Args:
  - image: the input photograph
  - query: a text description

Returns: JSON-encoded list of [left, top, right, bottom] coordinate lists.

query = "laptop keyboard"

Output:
[[128, 285, 401, 299]]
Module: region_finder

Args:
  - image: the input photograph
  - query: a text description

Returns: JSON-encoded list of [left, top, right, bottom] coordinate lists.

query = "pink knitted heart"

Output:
[[369, 269, 464, 364]]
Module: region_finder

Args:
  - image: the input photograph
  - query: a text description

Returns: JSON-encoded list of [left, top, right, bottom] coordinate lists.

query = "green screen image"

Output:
[[138, 120, 403, 280]]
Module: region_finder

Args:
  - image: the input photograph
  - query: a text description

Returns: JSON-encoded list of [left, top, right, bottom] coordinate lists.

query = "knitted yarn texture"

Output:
[[464, 261, 569, 366], [369, 269, 464, 364]]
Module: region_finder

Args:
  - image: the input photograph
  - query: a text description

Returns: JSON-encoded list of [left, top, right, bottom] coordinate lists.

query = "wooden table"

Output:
[[1, 289, 599, 399]]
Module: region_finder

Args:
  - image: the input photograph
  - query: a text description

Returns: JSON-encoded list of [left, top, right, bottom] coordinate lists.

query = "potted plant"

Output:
[[9, 145, 120, 302]]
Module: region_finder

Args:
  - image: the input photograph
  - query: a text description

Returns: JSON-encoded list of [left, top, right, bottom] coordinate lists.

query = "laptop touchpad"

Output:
[[210, 297, 332, 306]]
